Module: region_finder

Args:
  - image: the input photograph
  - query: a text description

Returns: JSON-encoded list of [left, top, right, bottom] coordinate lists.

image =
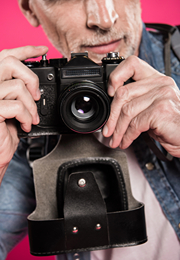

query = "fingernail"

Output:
[[108, 85, 115, 97], [103, 125, 108, 136]]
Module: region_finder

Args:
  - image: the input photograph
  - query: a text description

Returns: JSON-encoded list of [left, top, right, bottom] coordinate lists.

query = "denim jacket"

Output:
[[136, 23, 180, 239]]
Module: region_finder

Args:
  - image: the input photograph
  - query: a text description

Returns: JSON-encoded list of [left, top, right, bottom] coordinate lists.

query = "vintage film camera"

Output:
[[19, 52, 126, 137]]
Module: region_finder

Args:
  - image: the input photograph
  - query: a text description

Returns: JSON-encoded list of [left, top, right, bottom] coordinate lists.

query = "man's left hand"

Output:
[[103, 56, 180, 158]]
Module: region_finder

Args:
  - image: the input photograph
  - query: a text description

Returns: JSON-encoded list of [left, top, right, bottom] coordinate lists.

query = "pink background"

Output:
[[0, 0, 179, 259]]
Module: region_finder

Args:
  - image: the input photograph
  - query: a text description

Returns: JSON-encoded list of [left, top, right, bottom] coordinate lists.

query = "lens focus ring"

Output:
[[59, 82, 110, 133]]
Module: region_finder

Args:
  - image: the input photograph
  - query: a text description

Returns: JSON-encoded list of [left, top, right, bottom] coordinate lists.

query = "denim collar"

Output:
[[138, 23, 165, 74]]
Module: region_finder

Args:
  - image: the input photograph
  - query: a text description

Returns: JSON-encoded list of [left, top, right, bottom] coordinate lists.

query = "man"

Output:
[[0, 0, 180, 259]]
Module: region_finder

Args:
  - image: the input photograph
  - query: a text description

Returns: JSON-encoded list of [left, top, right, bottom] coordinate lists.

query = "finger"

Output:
[[103, 74, 160, 137], [108, 56, 161, 97], [108, 93, 155, 148], [0, 79, 39, 125], [103, 71, 176, 139], [0, 56, 40, 100], [119, 97, 175, 149], [0, 45, 48, 62], [0, 100, 34, 132], [109, 82, 180, 148], [119, 104, 159, 150]]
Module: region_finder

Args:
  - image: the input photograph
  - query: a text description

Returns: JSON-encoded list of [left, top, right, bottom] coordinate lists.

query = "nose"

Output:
[[85, 0, 118, 30]]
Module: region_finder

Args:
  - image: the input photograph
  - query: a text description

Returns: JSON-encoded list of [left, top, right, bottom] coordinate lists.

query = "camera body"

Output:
[[19, 52, 125, 137]]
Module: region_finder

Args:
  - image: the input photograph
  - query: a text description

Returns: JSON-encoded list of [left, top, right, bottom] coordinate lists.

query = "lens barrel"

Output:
[[59, 82, 110, 133]]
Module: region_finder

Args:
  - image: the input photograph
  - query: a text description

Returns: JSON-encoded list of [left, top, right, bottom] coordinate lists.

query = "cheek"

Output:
[[115, 0, 141, 25], [56, 13, 86, 49], [41, 8, 85, 49], [121, 1, 141, 37]]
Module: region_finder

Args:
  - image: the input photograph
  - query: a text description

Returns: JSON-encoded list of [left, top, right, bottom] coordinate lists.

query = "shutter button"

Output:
[[145, 162, 154, 171]]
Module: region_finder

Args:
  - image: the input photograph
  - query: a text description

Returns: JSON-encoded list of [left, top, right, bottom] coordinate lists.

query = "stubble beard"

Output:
[[52, 25, 141, 63]]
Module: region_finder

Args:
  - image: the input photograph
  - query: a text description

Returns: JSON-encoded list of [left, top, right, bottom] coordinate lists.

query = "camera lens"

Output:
[[59, 82, 110, 133], [71, 95, 97, 121]]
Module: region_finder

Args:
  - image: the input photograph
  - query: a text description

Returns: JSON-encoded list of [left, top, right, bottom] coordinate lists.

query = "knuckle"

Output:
[[116, 85, 129, 100], [157, 75, 175, 87], [158, 85, 176, 98], [155, 99, 171, 114], [164, 76, 175, 86], [121, 102, 133, 118], [129, 117, 139, 131], [0, 49, 9, 60], [126, 55, 140, 68], [14, 100, 25, 112], [3, 55, 17, 66]]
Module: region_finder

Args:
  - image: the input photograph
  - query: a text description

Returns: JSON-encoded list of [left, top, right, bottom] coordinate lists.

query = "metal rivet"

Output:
[[47, 73, 54, 81], [74, 253, 80, 260], [72, 227, 78, 234], [96, 224, 101, 230], [78, 178, 86, 187], [145, 162, 154, 171]]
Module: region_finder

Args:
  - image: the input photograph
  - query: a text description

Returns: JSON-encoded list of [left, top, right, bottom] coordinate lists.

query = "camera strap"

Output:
[[25, 135, 59, 166], [145, 23, 180, 71]]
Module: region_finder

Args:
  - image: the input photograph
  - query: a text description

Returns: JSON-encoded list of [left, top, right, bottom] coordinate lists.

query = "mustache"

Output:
[[71, 27, 129, 49]]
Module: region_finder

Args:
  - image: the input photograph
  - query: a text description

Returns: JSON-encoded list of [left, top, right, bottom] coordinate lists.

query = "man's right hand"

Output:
[[0, 46, 48, 182]]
